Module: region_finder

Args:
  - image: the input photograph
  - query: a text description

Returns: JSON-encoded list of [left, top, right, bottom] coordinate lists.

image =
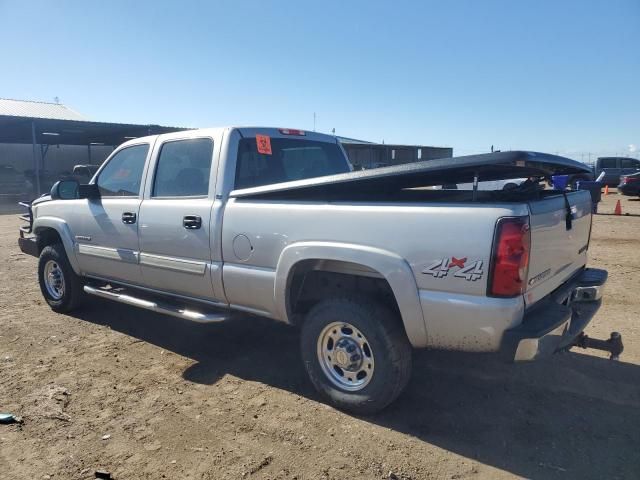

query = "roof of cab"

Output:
[[116, 126, 339, 149]]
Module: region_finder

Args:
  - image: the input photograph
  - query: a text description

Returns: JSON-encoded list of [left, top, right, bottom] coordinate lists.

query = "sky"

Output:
[[0, 0, 638, 159]]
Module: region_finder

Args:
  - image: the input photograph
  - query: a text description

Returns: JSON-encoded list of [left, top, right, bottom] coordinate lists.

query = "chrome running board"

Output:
[[83, 285, 230, 323]]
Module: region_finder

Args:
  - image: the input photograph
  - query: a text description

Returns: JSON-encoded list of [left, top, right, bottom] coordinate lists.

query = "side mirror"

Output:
[[50, 179, 80, 200]]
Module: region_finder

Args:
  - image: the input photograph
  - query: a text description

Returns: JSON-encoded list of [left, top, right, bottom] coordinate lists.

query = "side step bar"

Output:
[[83, 285, 230, 323]]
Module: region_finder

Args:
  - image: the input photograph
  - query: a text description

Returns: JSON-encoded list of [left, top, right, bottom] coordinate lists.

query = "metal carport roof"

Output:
[[0, 115, 188, 146], [0, 98, 189, 195]]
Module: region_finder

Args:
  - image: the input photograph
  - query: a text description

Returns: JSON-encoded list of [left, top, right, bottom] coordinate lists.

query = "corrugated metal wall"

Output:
[[0, 143, 113, 201]]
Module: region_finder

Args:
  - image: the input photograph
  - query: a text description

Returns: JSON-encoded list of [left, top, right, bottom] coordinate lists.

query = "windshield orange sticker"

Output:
[[256, 134, 272, 155]]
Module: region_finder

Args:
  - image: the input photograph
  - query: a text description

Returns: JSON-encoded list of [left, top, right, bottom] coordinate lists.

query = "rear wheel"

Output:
[[38, 243, 84, 313], [300, 296, 412, 414]]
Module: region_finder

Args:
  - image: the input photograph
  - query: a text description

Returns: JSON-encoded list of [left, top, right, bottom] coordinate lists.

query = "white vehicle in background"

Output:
[[18, 127, 621, 413]]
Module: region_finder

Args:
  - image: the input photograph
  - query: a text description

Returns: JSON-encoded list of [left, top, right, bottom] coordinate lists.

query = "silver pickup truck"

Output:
[[18, 127, 621, 413]]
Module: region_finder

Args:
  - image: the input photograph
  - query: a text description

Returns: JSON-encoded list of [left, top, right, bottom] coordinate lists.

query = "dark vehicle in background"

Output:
[[564, 156, 640, 190], [618, 171, 640, 197], [594, 157, 640, 187]]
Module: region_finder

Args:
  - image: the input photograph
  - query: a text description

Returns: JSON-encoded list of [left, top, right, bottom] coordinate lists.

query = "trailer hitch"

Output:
[[571, 331, 624, 360]]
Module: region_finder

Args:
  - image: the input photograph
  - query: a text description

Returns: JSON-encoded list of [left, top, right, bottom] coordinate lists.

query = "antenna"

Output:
[[313, 112, 316, 132]]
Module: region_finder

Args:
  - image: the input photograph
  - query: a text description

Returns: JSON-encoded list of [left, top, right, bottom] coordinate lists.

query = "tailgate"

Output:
[[525, 190, 592, 305]]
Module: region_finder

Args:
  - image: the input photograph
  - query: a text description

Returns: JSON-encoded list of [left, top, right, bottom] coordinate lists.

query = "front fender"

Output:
[[33, 216, 80, 274], [274, 241, 428, 348]]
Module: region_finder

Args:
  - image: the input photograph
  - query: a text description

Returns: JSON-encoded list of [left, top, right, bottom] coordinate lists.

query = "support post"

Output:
[[472, 171, 479, 201], [31, 121, 41, 196]]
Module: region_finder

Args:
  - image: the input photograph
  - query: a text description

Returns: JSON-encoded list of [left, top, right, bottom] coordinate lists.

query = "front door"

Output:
[[138, 136, 222, 302], [71, 143, 151, 285]]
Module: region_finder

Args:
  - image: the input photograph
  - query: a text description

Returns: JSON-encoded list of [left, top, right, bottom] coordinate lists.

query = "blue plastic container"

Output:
[[551, 175, 570, 190]]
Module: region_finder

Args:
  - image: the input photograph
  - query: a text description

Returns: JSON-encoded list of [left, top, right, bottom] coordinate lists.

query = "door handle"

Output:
[[122, 212, 137, 224], [183, 215, 202, 230]]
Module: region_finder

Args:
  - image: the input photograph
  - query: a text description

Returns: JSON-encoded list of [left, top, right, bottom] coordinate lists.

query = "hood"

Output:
[[31, 194, 52, 206], [231, 150, 591, 199]]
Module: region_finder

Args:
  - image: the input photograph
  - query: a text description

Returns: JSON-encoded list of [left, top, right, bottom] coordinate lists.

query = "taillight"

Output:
[[620, 176, 639, 185], [488, 217, 531, 297], [278, 128, 306, 136]]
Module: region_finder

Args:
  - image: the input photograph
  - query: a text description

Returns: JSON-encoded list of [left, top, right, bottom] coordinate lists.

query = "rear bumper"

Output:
[[618, 184, 640, 196], [501, 268, 607, 361]]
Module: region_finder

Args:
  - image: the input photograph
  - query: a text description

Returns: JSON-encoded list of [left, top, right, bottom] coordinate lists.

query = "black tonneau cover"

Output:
[[231, 150, 591, 199]]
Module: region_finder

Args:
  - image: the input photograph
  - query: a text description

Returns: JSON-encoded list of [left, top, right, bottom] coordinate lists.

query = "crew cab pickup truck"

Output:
[[18, 127, 620, 414]]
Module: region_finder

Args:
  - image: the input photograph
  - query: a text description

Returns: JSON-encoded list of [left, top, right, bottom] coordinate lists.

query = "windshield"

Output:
[[235, 137, 349, 189]]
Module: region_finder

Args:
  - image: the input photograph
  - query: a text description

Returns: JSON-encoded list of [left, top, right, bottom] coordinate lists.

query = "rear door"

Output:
[[138, 136, 224, 302], [71, 143, 151, 284], [524, 190, 592, 306]]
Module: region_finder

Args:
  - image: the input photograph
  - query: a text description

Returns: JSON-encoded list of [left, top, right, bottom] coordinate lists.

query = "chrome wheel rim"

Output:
[[316, 321, 375, 391], [44, 260, 65, 300]]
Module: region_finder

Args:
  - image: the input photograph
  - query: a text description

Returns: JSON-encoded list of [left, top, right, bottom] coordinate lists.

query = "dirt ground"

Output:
[[1, 193, 639, 480]]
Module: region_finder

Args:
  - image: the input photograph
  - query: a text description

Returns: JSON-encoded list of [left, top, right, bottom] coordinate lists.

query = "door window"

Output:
[[620, 158, 639, 169], [599, 158, 618, 169], [152, 138, 214, 197], [96, 144, 149, 197]]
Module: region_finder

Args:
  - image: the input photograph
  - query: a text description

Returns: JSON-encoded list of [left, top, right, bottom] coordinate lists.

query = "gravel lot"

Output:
[[1, 193, 639, 480]]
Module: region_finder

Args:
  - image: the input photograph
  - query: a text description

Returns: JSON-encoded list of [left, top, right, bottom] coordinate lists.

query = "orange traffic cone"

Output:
[[604, 184, 609, 195], [614, 199, 622, 215]]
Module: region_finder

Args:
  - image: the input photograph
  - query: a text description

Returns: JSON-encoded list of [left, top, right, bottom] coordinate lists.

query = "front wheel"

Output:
[[38, 243, 84, 313], [300, 297, 412, 415]]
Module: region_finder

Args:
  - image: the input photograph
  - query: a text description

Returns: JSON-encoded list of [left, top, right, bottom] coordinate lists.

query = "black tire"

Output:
[[38, 243, 84, 313], [300, 297, 412, 415]]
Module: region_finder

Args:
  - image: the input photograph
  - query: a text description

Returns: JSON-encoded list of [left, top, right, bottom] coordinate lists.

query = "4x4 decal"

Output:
[[422, 257, 484, 281]]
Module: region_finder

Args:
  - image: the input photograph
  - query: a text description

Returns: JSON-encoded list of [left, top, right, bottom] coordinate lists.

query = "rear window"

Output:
[[235, 137, 349, 189]]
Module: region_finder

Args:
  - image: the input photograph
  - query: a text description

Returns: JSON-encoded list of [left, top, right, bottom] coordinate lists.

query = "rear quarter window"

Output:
[[620, 158, 639, 169], [235, 137, 349, 189]]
